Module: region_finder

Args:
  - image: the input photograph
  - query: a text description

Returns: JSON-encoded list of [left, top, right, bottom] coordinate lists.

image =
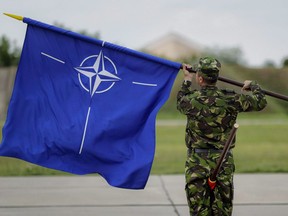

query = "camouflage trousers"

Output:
[[185, 150, 235, 216]]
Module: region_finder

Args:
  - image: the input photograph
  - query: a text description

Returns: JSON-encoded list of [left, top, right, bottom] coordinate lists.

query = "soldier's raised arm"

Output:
[[236, 80, 267, 112]]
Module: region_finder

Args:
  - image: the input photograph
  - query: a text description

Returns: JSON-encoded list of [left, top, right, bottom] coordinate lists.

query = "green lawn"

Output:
[[152, 116, 288, 174], [0, 114, 288, 175]]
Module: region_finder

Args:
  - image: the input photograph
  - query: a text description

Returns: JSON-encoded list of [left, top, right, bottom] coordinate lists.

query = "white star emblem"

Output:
[[74, 50, 121, 96]]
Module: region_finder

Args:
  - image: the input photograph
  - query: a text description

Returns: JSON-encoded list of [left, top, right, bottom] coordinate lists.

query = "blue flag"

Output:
[[0, 18, 181, 189]]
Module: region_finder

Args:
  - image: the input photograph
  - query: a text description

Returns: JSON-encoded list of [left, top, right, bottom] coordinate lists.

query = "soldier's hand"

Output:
[[242, 80, 252, 91], [182, 63, 193, 81]]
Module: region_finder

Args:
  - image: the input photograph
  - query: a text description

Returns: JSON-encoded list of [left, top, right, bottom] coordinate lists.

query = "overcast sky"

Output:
[[1, 0, 288, 67]]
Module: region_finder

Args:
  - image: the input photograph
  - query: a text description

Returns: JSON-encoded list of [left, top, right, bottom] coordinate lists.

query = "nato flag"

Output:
[[0, 18, 181, 189]]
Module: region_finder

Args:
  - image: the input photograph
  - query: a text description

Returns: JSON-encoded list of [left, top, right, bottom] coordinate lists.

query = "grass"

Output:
[[0, 114, 288, 175], [152, 125, 186, 174], [152, 114, 288, 174], [232, 123, 288, 172]]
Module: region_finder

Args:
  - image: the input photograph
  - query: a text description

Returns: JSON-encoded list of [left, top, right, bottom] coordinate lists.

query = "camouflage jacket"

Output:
[[177, 80, 267, 149]]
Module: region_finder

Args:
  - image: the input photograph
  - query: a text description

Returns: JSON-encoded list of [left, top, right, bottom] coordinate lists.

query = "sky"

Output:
[[1, 0, 288, 67]]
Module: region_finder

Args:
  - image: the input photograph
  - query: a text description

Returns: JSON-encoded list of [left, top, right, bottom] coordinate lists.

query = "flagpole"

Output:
[[182, 66, 288, 102]]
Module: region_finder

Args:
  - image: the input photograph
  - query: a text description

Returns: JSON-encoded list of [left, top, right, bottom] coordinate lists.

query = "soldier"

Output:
[[177, 57, 267, 216]]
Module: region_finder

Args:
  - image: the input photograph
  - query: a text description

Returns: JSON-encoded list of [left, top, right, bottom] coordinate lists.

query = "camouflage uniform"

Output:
[[177, 57, 267, 216]]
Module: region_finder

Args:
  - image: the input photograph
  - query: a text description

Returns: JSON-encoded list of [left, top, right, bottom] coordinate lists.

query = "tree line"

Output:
[[1, 33, 288, 68], [0, 35, 21, 67]]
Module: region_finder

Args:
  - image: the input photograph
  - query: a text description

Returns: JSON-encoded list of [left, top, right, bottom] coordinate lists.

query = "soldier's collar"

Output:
[[201, 85, 218, 90]]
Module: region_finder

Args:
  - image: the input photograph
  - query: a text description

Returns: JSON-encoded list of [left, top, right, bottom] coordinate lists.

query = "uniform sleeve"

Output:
[[177, 80, 194, 115], [235, 81, 267, 112]]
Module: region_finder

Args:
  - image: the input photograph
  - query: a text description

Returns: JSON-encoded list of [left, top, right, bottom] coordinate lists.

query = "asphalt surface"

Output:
[[1, 174, 288, 216]]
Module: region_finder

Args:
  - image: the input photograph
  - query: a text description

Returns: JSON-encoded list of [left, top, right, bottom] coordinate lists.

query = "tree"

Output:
[[204, 46, 246, 65], [0, 35, 20, 67], [282, 57, 288, 68], [53, 22, 101, 39], [263, 60, 276, 68]]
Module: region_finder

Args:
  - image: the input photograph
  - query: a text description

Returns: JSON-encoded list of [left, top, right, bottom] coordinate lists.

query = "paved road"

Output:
[[1, 174, 288, 216]]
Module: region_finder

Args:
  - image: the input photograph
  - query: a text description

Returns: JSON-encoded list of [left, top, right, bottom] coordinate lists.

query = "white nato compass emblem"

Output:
[[73, 50, 121, 154], [74, 50, 121, 96], [40, 49, 121, 154]]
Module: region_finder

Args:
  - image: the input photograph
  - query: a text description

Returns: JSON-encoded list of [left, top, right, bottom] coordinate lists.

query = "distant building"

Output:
[[142, 32, 203, 61]]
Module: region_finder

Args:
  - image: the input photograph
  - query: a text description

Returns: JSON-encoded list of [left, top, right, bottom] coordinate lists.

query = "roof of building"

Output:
[[142, 32, 203, 60]]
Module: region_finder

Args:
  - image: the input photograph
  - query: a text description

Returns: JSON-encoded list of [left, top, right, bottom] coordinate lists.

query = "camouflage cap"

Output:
[[197, 57, 221, 81]]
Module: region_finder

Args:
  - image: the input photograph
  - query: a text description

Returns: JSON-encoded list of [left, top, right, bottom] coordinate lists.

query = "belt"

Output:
[[188, 148, 231, 154]]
